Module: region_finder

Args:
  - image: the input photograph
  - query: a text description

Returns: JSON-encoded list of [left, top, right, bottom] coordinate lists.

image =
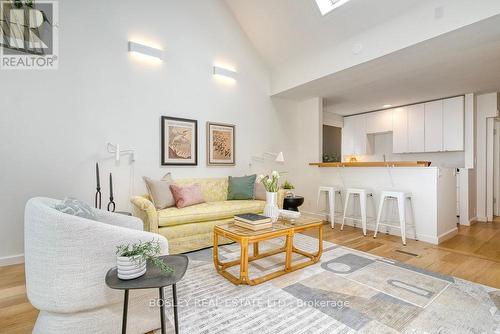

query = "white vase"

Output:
[[264, 191, 280, 223], [117, 256, 146, 280]]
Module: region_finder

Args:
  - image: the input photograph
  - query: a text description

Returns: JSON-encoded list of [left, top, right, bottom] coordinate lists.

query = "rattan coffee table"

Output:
[[213, 215, 323, 285]]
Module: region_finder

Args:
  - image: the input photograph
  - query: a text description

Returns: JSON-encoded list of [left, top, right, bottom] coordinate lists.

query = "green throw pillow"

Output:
[[227, 175, 257, 200]]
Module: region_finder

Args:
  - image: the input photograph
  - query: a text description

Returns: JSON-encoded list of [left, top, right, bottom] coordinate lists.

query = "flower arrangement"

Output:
[[257, 171, 280, 193]]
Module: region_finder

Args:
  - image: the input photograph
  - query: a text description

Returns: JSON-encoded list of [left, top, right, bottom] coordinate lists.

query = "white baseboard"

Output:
[[300, 210, 463, 245], [300, 210, 326, 218], [437, 227, 458, 243], [476, 216, 488, 222], [468, 217, 478, 225], [320, 214, 440, 245], [0, 254, 24, 266]]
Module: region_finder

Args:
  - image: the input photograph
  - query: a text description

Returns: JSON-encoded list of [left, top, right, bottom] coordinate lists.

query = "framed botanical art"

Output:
[[207, 122, 235, 166], [161, 116, 198, 166]]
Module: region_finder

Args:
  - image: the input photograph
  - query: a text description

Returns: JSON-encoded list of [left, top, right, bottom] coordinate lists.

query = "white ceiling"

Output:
[[272, 14, 500, 115], [224, 0, 423, 69]]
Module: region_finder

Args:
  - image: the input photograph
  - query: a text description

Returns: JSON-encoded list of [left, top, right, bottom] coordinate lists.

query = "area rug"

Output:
[[157, 234, 500, 333]]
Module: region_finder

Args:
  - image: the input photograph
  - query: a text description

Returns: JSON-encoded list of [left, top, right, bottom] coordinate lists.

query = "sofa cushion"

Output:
[[158, 200, 265, 227], [174, 177, 228, 202], [54, 197, 97, 220], [228, 175, 256, 200], [170, 183, 205, 208], [158, 218, 234, 254], [143, 173, 175, 209]]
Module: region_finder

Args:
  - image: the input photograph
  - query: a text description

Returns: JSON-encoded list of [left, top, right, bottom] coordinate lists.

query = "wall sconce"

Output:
[[265, 151, 285, 163], [107, 142, 136, 162], [213, 65, 237, 83], [252, 152, 285, 163], [128, 41, 163, 62]]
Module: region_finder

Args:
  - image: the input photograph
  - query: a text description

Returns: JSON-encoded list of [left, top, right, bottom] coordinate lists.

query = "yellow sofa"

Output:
[[131, 177, 284, 254]]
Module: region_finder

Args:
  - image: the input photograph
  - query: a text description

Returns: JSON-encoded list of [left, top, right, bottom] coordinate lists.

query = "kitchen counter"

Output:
[[297, 165, 457, 244], [309, 161, 431, 167]]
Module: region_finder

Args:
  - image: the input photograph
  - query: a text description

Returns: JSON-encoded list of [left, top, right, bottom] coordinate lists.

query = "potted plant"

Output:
[[257, 171, 281, 222], [116, 240, 173, 280], [282, 180, 295, 196]]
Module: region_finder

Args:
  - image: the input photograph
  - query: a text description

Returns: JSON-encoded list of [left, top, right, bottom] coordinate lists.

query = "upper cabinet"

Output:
[[342, 114, 366, 157], [424, 100, 444, 152], [423, 97, 464, 152], [342, 116, 355, 157], [341, 96, 464, 157], [392, 107, 408, 154], [365, 109, 393, 134], [443, 96, 465, 151], [407, 104, 425, 153]]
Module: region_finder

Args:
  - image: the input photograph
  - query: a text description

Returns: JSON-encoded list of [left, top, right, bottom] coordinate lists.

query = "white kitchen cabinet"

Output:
[[342, 116, 355, 157], [424, 100, 444, 152], [344, 96, 464, 156], [443, 96, 464, 151], [365, 109, 393, 134], [342, 114, 366, 157], [352, 114, 367, 155], [407, 104, 425, 152], [392, 107, 408, 153]]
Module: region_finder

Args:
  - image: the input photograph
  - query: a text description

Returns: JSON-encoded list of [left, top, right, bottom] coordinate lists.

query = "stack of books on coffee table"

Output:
[[234, 213, 272, 231]]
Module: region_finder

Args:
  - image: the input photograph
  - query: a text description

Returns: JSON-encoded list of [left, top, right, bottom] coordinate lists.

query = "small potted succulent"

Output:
[[116, 240, 173, 280], [282, 180, 295, 196]]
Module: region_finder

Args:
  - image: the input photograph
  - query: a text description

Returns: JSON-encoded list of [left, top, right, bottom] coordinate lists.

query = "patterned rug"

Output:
[[157, 234, 500, 333]]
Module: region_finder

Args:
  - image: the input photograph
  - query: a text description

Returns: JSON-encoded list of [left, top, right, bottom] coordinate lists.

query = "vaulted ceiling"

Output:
[[224, 0, 422, 69], [225, 0, 500, 115], [275, 14, 500, 115]]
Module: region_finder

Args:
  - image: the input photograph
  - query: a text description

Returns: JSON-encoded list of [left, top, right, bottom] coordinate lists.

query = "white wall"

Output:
[[494, 120, 500, 216], [273, 97, 323, 209], [475, 93, 499, 221], [464, 93, 476, 169], [0, 0, 284, 263]]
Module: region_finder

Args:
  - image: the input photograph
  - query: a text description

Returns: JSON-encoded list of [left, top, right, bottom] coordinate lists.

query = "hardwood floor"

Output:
[[1, 218, 499, 334], [303, 217, 500, 288], [0, 264, 37, 334]]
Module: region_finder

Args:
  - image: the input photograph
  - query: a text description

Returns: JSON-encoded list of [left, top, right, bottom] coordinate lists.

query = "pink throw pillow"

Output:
[[169, 184, 205, 208]]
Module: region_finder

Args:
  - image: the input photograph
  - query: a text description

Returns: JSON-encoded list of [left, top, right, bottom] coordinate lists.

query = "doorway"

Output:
[[322, 125, 342, 162]]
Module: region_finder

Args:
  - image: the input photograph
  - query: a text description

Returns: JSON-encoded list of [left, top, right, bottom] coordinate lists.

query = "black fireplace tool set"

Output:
[[95, 162, 116, 212]]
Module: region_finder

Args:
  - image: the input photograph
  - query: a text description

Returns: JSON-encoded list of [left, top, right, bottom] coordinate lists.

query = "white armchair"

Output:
[[24, 197, 169, 334]]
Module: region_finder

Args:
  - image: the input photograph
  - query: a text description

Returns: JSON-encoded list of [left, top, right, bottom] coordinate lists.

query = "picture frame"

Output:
[[161, 116, 198, 166], [206, 122, 235, 166]]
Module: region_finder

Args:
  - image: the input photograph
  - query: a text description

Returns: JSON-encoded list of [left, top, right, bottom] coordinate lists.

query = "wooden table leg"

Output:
[[122, 289, 129, 334], [253, 242, 259, 257], [213, 230, 219, 270], [285, 231, 293, 272], [240, 239, 249, 284], [317, 224, 323, 260], [159, 288, 166, 334], [172, 284, 179, 334]]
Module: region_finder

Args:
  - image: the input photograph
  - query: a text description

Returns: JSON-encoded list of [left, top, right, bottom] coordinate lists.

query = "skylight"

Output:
[[315, 0, 353, 15]]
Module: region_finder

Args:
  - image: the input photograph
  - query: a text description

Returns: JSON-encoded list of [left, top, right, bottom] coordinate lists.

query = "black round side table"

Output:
[[283, 195, 304, 212], [105, 254, 188, 334]]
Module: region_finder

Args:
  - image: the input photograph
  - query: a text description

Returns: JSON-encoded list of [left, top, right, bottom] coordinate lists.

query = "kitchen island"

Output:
[[301, 163, 457, 244]]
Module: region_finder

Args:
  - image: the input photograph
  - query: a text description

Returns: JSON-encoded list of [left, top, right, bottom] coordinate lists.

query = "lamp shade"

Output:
[[275, 152, 285, 163]]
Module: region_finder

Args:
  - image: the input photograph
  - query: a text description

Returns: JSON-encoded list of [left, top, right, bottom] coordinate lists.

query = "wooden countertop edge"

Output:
[[309, 161, 431, 167]]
